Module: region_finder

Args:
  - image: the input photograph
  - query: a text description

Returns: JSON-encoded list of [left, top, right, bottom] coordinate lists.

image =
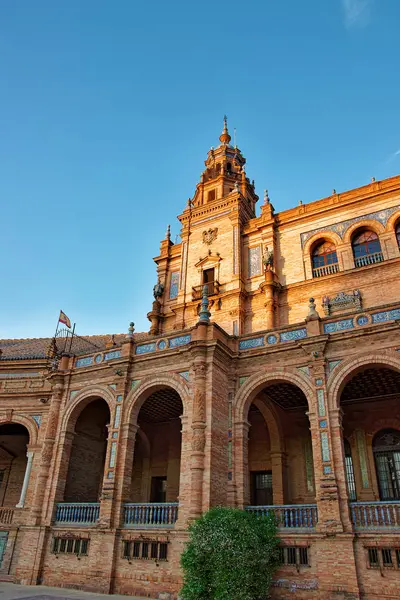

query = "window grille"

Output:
[[52, 537, 89, 556], [280, 546, 309, 567], [367, 548, 379, 568], [122, 539, 168, 562], [344, 439, 357, 501], [366, 547, 400, 569]]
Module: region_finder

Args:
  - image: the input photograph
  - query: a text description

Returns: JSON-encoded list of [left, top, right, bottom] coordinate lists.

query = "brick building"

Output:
[[1, 119, 400, 599]]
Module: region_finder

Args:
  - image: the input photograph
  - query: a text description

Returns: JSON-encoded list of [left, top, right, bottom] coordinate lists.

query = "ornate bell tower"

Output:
[[149, 118, 277, 336]]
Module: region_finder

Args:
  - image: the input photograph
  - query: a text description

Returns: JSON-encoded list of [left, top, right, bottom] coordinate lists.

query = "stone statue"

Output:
[[262, 246, 274, 270], [153, 281, 164, 299]]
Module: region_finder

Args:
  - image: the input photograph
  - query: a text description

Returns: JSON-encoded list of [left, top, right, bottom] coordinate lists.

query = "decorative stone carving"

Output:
[[153, 281, 164, 299], [191, 429, 206, 452], [322, 289, 361, 316], [202, 228, 218, 245], [262, 245, 274, 271]]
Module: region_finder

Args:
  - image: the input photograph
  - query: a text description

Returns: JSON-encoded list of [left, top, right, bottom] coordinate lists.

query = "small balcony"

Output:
[[354, 252, 383, 268], [54, 502, 100, 525], [123, 502, 179, 528], [192, 281, 220, 300], [245, 504, 318, 530], [312, 263, 339, 278], [350, 501, 400, 530]]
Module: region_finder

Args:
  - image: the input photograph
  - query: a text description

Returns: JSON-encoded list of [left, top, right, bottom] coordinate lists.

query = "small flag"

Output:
[[59, 310, 71, 329]]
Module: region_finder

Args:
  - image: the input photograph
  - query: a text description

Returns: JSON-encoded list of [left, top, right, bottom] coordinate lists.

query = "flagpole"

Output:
[[55, 313, 60, 338]]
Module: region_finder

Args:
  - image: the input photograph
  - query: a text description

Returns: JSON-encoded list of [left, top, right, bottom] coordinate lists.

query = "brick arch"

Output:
[[234, 368, 314, 423], [327, 352, 400, 411], [61, 385, 115, 433], [124, 373, 190, 426], [303, 230, 342, 257], [0, 414, 38, 446], [370, 420, 400, 441], [252, 397, 284, 453], [385, 210, 400, 232], [343, 219, 385, 244]]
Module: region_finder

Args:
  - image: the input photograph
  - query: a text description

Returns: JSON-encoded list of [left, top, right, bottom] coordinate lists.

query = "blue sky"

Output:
[[1, 0, 399, 339]]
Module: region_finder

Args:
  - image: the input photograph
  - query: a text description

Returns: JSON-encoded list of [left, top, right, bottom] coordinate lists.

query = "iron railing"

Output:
[[123, 503, 179, 527], [354, 252, 383, 268], [192, 281, 220, 300], [55, 503, 100, 525], [245, 504, 317, 529], [312, 263, 339, 278], [350, 501, 400, 530]]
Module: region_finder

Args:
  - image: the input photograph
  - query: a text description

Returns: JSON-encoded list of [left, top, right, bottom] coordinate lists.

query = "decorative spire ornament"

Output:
[[166, 224, 171, 241], [219, 115, 231, 145], [126, 322, 135, 339], [198, 286, 211, 324]]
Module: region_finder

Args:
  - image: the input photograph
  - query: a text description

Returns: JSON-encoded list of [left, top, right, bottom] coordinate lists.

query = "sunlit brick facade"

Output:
[[1, 120, 400, 599]]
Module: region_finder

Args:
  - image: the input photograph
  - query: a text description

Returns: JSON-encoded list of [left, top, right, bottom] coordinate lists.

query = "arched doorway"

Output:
[[0, 423, 30, 508], [373, 429, 400, 500], [243, 380, 316, 529], [124, 386, 183, 527], [340, 366, 400, 501], [64, 398, 111, 503]]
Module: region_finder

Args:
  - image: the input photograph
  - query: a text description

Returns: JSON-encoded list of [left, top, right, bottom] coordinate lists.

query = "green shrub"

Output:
[[180, 507, 281, 600]]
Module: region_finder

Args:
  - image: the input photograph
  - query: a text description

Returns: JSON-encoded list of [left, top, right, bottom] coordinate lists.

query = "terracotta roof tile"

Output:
[[0, 332, 150, 360]]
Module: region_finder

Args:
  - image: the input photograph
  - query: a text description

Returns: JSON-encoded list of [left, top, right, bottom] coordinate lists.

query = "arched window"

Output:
[[395, 221, 400, 249], [312, 241, 338, 277], [344, 439, 357, 501], [373, 429, 400, 500], [352, 230, 383, 268]]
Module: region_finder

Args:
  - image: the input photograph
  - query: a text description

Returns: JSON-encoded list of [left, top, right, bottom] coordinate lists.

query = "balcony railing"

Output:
[[0, 507, 14, 525], [350, 501, 400, 530], [192, 281, 220, 300], [55, 502, 100, 525], [354, 252, 383, 268], [312, 263, 339, 278], [245, 504, 317, 529], [123, 503, 179, 528]]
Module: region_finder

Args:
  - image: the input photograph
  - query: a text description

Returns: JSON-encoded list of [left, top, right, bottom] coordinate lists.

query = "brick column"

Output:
[[30, 376, 63, 525], [175, 414, 190, 526], [112, 421, 139, 528], [270, 451, 285, 504], [308, 361, 345, 533], [189, 357, 207, 520], [234, 420, 250, 507], [329, 408, 353, 531]]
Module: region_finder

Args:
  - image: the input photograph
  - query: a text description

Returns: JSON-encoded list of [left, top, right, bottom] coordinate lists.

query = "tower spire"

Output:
[[219, 115, 231, 145]]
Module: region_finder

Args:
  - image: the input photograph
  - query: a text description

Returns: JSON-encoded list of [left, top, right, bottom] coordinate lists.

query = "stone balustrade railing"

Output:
[[350, 501, 400, 530], [123, 503, 179, 527], [54, 503, 100, 525], [354, 252, 384, 268], [245, 504, 318, 529]]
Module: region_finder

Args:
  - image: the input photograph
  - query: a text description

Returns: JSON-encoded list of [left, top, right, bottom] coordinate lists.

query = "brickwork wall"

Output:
[[0, 430, 28, 507]]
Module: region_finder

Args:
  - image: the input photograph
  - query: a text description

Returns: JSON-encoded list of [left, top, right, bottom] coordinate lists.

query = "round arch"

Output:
[[252, 397, 284, 453], [327, 352, 400, 411], [124, 373, 190, 425], [343, 219, 385, 244], [303, 230, 342, 257], [61, 385, 115, 433], [0, 414, 38, 446], [385, 210, 400, 233], [234, 368, 314, 423]]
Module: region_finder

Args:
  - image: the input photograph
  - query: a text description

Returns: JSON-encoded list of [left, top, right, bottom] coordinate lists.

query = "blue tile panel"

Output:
[[169, 271, 180, 299], [248, 246, 262, 277], [267, 335, 277, 344], [356, 315, 369, 326], [239, 337, 265, 350], [372, 308, 400, 323], [323, 318, 354, 334], [169, 334, 191, 348], [104, 350, 121, 361], [136, 343, 157, 355], [76, 356, 93, 368], [280, 328, 307, 343]]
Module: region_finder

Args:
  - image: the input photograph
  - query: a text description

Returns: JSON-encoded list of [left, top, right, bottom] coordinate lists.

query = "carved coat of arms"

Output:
[[202, 228, 218, 245]]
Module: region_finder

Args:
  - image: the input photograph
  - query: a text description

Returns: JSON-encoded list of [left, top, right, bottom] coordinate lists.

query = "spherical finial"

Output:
[[219, 115, 231, 145]]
